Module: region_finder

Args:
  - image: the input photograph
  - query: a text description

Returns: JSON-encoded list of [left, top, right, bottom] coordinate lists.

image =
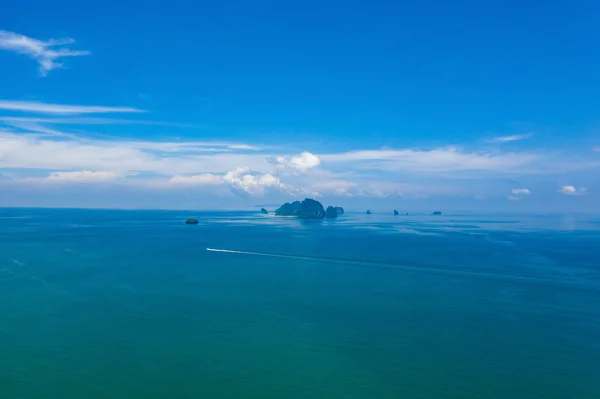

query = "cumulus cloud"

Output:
[[275, 151, 321, 172], [169, 174, 223, 185], [0, 100, 144, 114], [487, 133, 534, 143], [46, 170, 121, 182], [0, 30, 90, 76], [223, 167, 291, 195], [558, 185, 587, 195]]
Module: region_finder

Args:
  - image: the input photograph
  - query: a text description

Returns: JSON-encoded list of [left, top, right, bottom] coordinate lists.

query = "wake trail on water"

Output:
[[206, 248, 328, 263], [205, 248, 599, 290]]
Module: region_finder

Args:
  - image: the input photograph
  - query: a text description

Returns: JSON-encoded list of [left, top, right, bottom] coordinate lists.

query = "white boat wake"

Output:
[[206, 248, 320, 262], [204, 248, 590, 288]]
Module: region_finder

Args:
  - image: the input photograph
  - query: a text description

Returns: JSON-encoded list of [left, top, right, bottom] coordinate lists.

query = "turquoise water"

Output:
[[1, 209, 599, 398]]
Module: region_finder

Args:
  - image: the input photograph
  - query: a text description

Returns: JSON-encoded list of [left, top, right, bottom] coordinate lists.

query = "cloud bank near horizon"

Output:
[[1, 99, 598, 208]]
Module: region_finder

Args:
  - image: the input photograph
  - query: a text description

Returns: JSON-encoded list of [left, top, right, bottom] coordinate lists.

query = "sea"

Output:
[[1, 208, 599, 399]]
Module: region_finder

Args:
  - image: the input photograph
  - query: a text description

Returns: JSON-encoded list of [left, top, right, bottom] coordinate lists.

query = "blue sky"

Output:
[[0, 0, 599, 210]]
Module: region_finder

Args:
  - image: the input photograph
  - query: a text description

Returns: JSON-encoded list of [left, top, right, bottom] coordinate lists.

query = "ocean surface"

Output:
[[1, 208, 599, 399]]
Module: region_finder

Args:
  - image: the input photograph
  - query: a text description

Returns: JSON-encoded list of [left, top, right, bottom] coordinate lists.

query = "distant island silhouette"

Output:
[[274, 198, 344, 219]]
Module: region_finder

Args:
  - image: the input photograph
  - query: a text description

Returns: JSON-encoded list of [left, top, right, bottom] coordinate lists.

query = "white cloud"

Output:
[[0, 116, 190, 127], [0, 100, 144, 114], [227, 144, 258, 151], [0, 130, 273, 175], [307, 179, 358, 197], [0, 30, 90, 76], [4, 119, 585, 183], [508, 187, 531, 201], [559, 185, 587, 195], [3, 122, 257, 153], [222, 167, 291, 195], [275, 151, 321, 172], [46, 170, 121, 182], [2, 119, 599, 202], [4, 120, 76, 138], [487, 133, 534, 143], [321, 147, 537, 173], [169, 174, 223, 185]]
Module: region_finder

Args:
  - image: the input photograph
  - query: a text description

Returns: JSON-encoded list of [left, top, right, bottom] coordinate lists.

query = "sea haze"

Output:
[[1, 209, 599, 399]]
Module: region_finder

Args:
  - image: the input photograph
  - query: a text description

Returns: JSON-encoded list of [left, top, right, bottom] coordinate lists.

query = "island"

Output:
[[274, 198, 344, 219], [260, 208, 269, 214], [185, 218, 199, 225], [274, 200, 302, 216], [325, 206, 338, 219], [366, 210, 372, 215], [432, 211, 442, 215], [393, 210, 399, 216], [334, 206, 345, 215]]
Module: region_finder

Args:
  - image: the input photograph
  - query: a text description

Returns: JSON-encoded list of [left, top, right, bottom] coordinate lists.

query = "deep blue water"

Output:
[[1, 208, 599, 398]]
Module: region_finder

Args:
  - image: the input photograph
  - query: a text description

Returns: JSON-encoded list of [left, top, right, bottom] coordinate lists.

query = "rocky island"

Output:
[[260, 208, 269, 214], [366, 210, 372, 215], [393, 210, 399, 216], [274, 200, 302, 216], [185, 218, 199, 225], [432, 211, 442, 215], [325, 206, 339, 218], [275, 198, 343, 219]]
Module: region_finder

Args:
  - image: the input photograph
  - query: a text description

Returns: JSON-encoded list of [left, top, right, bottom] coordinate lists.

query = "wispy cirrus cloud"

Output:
[[227, 144, 258, 151], [3, 118, 261, 153], [46, 170, 123, 182], [0, 100, 144, 114], [4, 120, 74, 137], [0, 116, 192, 128], [0, 30, 90, 76], [169, 174, 223, 185], [487, 133, 534, 143], [0, 130, 269, 175], [320, 147, 538, 173]]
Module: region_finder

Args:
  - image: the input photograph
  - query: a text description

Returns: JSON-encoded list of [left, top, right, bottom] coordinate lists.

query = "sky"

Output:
[[0, 0, 599, 211]]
